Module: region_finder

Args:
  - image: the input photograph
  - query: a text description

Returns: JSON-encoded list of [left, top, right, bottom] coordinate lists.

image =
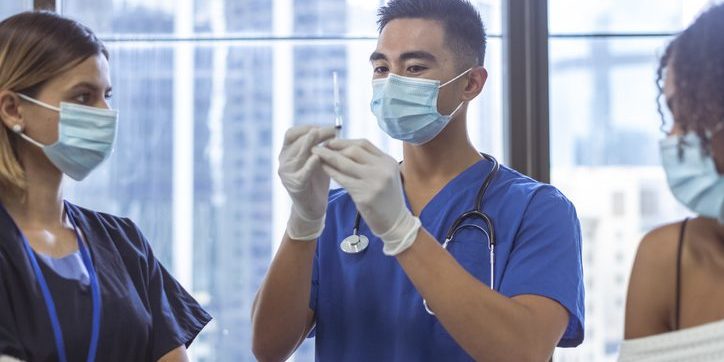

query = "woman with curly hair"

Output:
[[621, 3, 724, 360]]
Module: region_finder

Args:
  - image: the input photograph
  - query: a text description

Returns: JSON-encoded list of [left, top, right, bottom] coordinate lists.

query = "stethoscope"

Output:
[[16, 203, 101, 362], [339, 154, 500, 314]]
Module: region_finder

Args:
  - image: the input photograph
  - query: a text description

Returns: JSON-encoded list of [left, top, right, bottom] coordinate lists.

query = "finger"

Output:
[[324, 139, 381, 165], [299, 132, 319, 156], [283, 125, 316, 146], [339, 144, 378, 164], [320, 163, 357, 190], [298, 153, 323, 178], [358, 139, 385, 156], [296, 127, 337, 156], [313, 126, 337, 144], [326, 138, 384, 156], [312, 146, 365, 178], [324, 138, 360, 151]]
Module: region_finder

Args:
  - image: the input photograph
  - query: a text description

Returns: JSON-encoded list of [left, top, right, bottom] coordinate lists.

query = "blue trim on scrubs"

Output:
[[37, 251, 90, 286], [309, 159, 584, 361]]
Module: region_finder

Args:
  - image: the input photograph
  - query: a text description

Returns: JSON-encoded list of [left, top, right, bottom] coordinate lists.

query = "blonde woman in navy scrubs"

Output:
[[0, 12, 210, 362]]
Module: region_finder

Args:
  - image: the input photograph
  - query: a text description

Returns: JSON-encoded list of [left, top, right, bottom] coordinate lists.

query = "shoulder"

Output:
[[635, 222, 683, 270], [497, 165, 575, 210], [67, 202, 138, 231], [625, 221, 685, 338], [66, 203, 148, 254]]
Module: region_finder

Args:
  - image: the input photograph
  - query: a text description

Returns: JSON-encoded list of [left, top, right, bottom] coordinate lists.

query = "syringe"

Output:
[[333, 71, 343, 138]]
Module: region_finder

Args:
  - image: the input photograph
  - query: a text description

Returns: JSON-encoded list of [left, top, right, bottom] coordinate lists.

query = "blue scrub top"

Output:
[[0, 202, 211, 362], [310, 159, 584, 361]]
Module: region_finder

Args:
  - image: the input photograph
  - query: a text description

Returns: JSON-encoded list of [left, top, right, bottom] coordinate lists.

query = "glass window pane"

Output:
[[61, 0, 382, 36], [0, 0, 32, 20], [62, 0, 502, 36], [549, 0, 720, 34], [549, 36, 692, 362]]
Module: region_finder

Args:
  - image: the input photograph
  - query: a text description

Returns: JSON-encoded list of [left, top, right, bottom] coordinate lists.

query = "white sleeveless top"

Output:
[[618, 319, 724, 362]]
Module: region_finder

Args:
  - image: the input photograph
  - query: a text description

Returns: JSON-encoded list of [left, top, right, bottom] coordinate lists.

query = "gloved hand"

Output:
[[279, 125, 336, 240], [312, 139, 421, 256]]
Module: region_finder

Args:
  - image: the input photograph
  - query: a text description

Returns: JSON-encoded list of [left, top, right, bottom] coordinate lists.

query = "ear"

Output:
[[461, 66, 488, 102], [0, 91, 24, 133]]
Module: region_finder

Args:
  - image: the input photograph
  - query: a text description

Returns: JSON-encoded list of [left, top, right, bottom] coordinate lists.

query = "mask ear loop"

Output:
[[446, 100, 466, 119], [439, 68, 474, 118], [12, 93, 56, 148], [439, 68, 473, 89], [17, 93, 61, 112]]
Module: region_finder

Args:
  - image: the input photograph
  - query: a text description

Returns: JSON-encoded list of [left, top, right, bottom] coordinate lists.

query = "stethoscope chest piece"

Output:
[[340, 234, 369, 254]]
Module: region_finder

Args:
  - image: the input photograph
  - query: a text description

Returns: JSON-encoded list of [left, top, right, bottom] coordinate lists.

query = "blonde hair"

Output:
[[0, 11, 108, 195]]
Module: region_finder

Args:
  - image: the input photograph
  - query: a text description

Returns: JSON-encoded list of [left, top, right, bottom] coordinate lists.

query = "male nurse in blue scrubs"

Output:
[[252, 0, 584, 360]]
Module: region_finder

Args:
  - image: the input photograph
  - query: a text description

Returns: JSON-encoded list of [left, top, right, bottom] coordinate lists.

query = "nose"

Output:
[[94, 98, 112, 110]]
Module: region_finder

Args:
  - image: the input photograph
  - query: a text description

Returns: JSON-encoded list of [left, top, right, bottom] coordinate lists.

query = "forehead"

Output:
[[46, 55, 112, 90], [376, 18, 449, 59]]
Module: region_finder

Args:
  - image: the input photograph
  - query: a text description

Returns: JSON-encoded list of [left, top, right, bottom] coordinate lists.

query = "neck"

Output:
[[401, 109, 482, 183], [0, 145, 64, 227]]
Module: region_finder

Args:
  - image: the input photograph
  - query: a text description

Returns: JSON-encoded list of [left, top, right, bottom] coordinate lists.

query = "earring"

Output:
[[11, 124, 22, 133]]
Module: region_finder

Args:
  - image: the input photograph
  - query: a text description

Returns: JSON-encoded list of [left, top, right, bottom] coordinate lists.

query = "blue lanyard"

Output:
[[19, 208, 101, 362]]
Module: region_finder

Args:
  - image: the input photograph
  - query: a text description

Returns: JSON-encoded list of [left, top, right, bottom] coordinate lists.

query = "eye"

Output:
[[407, 65, 427, 74], [373, 66, 389, 75], [73, 93, 91, 104], [104, 91, 113, 100]]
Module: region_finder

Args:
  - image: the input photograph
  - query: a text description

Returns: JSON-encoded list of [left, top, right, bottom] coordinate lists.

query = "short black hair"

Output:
[[377, 0, 487, 69]]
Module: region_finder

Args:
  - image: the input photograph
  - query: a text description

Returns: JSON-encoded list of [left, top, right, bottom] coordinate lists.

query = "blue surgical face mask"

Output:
[[660, 130, 724, 223], [14, 94, 118, 181], [370, 68, 472, 145]]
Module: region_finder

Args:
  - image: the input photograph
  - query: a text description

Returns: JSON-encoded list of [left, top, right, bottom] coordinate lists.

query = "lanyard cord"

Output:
[[19, 204, 101, 362]]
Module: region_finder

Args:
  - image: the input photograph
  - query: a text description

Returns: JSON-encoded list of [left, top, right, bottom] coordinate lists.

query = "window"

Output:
[[14, 0, 716, 360], [55, 1, 505, 361], [0, 1, 31, 19], [549, 1, 714, 361]]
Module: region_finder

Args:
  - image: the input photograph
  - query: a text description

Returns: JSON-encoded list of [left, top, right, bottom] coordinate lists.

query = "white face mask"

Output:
[[13, 94, 119, 181], [660, 128, 724, 223], [370, 68, 472, 145]]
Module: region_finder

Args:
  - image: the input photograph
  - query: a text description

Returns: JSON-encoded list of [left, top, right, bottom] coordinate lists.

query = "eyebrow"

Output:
[[369, 50, 438, 64], [68, 81, 112, 93]]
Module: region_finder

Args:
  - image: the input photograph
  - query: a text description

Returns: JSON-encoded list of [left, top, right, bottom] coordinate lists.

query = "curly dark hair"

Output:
[[657, 3, 724, 154]]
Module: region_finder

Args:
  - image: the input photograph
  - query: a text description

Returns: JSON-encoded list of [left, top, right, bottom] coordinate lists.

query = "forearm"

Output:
[[396, 230, 558, 361], [251, 233, 317, 361]]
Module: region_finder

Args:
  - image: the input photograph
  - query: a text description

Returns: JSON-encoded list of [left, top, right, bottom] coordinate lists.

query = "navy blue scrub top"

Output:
[[0, 202, 211, 362], [310, 159, 585, 361]]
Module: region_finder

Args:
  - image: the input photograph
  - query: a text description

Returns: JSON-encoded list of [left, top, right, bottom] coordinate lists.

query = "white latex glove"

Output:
[[279, 125, 336, 240], [312, 139, 421, 256]]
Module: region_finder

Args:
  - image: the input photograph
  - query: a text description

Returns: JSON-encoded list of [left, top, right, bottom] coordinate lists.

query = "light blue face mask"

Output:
[[13, 94, 118, 181], [660, 130, 724, 223], [370, 68, 471, 145]]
